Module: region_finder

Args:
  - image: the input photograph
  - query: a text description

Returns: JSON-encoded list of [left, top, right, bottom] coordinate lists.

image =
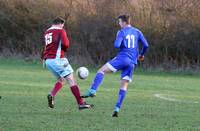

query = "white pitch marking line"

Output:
[[154, 94, 177, 102], [154, 93, 199, 104]]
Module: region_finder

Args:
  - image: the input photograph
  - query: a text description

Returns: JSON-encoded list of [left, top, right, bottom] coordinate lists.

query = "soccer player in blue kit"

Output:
[[81, 14, 149, 117]]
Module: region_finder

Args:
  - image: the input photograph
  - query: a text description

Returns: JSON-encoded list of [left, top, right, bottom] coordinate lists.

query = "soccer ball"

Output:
[[76, 67, 89, 79]]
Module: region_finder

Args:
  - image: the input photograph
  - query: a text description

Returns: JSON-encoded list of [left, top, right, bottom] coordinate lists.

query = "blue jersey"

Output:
[[114, 25, 148, 64]]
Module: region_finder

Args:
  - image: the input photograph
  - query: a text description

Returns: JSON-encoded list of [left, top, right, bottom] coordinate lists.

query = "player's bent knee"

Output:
[[97, 69, 105, 74], [69, 82, 77, 87], [65, 74, 77, 87], [58, 77, 66, 84], [98, 66, 106, 73], [120, 80, 129, 90], [121, 86, 128, 90], [98, 64, 113, 74], [58, 77, 65, 82]]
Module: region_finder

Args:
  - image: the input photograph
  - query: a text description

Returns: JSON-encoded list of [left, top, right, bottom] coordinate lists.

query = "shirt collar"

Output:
[[47, 26, 62, 30]]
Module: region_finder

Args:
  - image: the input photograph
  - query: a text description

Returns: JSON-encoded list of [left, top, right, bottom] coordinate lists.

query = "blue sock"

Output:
[[115, 89, 127, 112], [90, 72, 104, 92]]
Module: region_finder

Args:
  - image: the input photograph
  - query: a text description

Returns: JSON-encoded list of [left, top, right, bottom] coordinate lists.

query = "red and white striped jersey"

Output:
[[42, 26, 69, 59]]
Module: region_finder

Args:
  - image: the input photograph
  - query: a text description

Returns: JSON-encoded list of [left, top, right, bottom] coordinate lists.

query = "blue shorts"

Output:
[[106, 56, 135, 82], [45, 58, 74, 79]]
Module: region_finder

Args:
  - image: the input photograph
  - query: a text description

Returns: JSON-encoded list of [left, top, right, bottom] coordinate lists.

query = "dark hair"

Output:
[[118, 15, 131, 24], [53, 17, 65, 25]]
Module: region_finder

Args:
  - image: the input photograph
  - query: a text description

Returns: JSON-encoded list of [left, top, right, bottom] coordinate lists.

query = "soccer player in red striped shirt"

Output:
[[42, 17, 93, 110]]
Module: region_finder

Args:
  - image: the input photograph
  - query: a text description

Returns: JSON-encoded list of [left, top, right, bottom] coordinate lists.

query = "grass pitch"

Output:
[[0, 59, 200, 131]]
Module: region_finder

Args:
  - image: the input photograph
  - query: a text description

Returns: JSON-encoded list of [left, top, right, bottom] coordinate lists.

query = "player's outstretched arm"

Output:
[[40, 46, 45, 60], [138, 31, 149, 61], [114, 31, 123, 48], [61, 30, 69, 51], [40, 46, 46, 68]]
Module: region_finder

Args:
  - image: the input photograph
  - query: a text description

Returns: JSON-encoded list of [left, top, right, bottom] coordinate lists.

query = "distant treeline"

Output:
[[0, 0, 200, 70]]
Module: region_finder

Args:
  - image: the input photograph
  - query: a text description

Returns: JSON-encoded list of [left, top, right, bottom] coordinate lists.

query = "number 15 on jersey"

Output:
[[45, 33, 53, 45]]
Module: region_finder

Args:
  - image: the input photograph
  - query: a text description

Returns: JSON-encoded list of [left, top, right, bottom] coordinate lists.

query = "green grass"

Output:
[[0, 59, 200, 131]]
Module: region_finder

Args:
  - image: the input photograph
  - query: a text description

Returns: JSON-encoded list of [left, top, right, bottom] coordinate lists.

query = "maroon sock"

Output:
[[70, 85, 84, 105], [50, 82, 63, 97]]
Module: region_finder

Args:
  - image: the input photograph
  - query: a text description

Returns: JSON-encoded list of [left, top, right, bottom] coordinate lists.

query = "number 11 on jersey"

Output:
[[126, 34, 135, 48]]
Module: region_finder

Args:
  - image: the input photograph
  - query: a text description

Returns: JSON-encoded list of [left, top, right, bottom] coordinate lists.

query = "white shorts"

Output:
[[45, 58, 74, 79]]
